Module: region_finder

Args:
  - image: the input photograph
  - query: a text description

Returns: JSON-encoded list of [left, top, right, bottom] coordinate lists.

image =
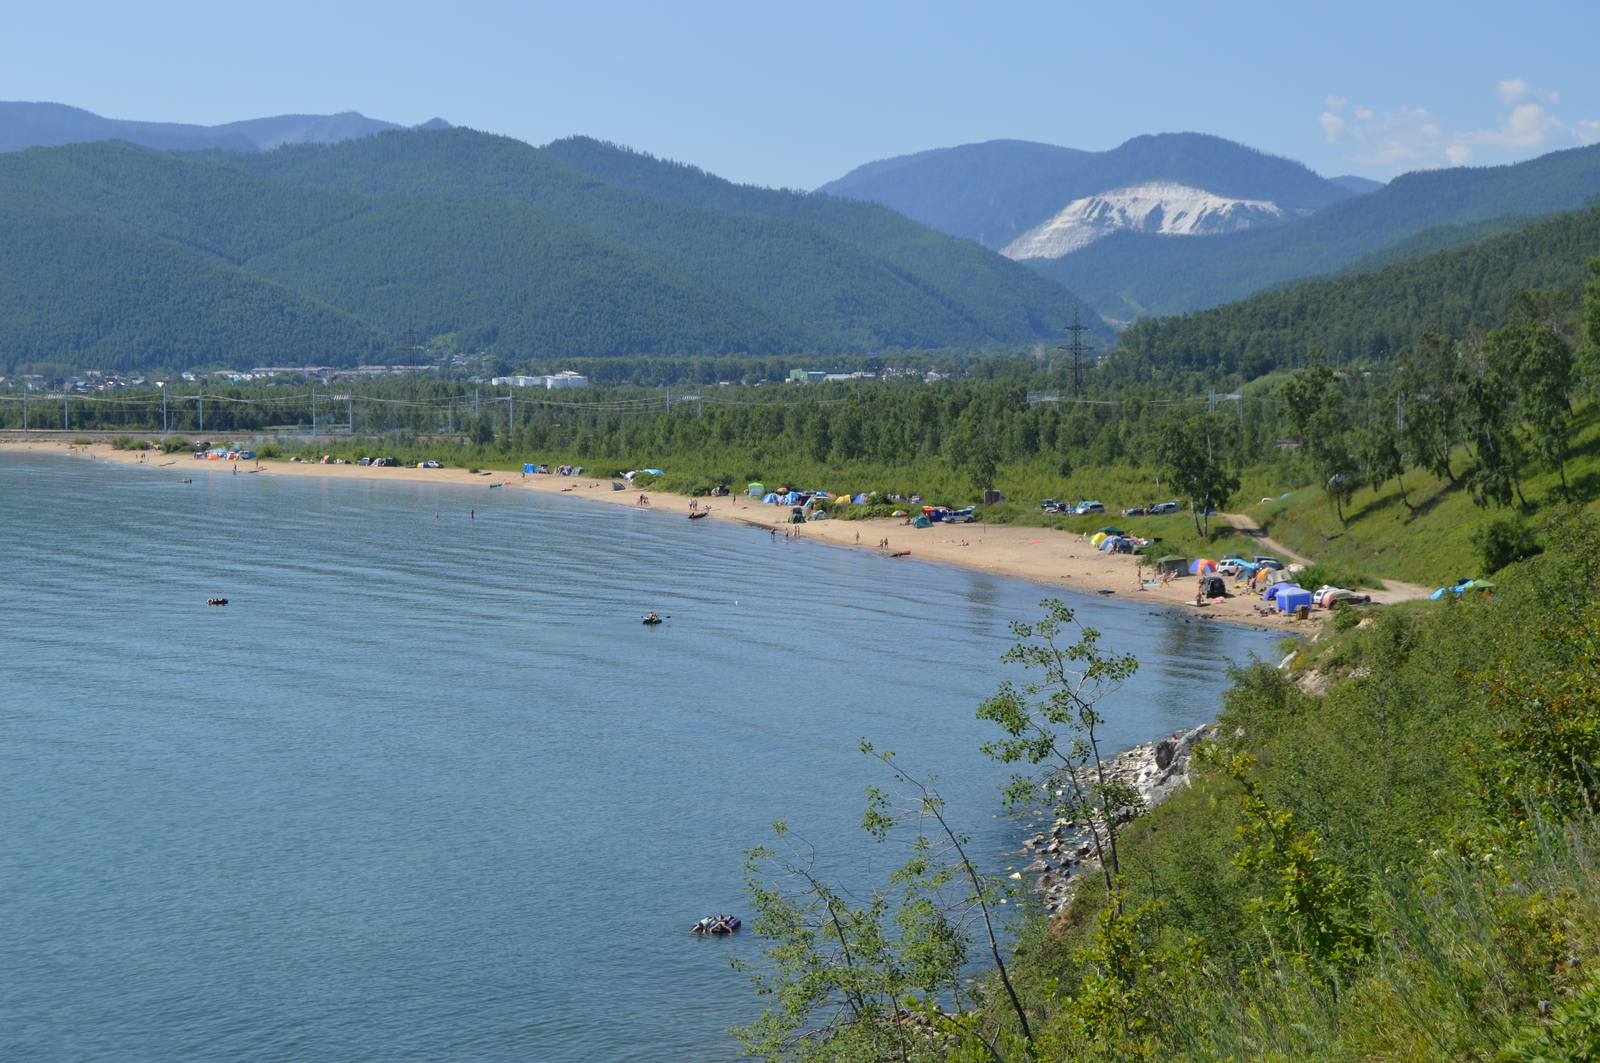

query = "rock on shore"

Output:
[[1011, 723, 1214, 913]]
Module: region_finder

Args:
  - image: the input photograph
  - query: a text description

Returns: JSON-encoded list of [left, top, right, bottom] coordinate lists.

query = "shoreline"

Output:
[[0, 438, 1388, 631]]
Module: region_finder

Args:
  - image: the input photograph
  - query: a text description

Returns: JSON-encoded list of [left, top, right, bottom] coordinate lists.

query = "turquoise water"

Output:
[[0, 453, 1279, 1062]]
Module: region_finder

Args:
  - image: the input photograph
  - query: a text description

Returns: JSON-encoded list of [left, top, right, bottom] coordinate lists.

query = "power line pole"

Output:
[[198, 385, 204, 434], [1056, 303, 1094, 397]]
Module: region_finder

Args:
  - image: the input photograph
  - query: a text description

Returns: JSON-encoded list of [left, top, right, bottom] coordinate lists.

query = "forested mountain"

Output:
[[1038, 141, 1600, 319], [0, 206, 388, 371], [1106, 203, 1600, 384], [0, 133, 1104, 375], [210, 128, 1113, 347], [818, 133, 1357, 248], [0, 101, 417, 153]]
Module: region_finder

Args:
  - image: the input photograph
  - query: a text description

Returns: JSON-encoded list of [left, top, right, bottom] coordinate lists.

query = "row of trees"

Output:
[[1281, 262, 1600, 521]]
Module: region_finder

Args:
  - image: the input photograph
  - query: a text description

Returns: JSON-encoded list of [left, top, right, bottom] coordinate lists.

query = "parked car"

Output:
[[356, 457, 371, 466], [1039, 498, 1061, 509], [1150, 500, 1181, 515], [1122, 506, 1148, 517], [1074, 500, 1106, 515], [1253, 556, 1285, 570], [946, 506, 977, 523], [1217, 559, 1257, 578], [418, 460, 442, 468]]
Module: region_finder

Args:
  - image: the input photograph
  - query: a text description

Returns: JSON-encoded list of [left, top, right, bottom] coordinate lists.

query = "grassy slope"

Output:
[[1247, 400, 1600, 587]]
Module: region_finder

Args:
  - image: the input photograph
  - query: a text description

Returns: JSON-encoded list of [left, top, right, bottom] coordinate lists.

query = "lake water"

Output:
[[0, 453, 1279, 1062]]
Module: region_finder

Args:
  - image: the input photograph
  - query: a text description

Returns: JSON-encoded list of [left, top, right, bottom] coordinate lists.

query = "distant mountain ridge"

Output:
[[0, 101, 449, 154], [818, 133, 1358, 248], [1038, 140, 1600, 319]]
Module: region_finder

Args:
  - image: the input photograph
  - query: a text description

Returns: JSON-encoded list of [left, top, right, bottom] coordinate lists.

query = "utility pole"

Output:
[[161, 387, 166, 433], [198, 385, 204, 434], [311, 387, 316, 435], [63, 392, 68, 431], [21, 389, 26, 431], [348, 393, 353, 434], [1056, 303, 1094, 397]]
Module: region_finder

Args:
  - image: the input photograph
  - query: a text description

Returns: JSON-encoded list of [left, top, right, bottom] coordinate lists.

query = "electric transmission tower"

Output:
[[1056, 303, 1094, 396]]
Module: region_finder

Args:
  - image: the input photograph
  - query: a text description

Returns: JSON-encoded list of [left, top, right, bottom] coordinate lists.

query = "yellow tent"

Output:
[[1089, 532, 1108, 546]]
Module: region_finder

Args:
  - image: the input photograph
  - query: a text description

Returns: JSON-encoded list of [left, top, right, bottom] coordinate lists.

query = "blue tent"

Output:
[[762, 493, 778, 503], [1263, 583, 1303, 602]]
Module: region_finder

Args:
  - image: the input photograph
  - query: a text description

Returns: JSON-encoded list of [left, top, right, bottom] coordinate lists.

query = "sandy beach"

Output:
[[2, 437, 1427, 629]]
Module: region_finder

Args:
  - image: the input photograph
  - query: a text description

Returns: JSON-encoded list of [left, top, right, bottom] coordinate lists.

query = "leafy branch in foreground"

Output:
[[977, 599, 1139, 901], [733, 747, 1038, 1062]]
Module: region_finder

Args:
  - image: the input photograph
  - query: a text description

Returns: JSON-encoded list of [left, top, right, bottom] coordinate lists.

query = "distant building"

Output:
[[492, 371, 589, 389]]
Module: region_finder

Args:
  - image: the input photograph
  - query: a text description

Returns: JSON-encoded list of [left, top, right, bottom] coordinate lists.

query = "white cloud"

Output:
[[1319, 79, 1597, 172], [1497, 78, 1559, 106]]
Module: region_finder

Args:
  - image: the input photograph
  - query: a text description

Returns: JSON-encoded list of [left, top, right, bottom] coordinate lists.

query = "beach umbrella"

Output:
[[1098, 526, 1125, 536]]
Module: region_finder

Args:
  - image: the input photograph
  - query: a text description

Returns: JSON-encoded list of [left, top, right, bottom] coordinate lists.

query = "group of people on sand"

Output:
[[691, 915, 740, 934]]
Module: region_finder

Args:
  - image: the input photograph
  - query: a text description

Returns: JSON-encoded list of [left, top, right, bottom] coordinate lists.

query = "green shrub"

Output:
[[1472, 516, 1542, 574], [111, 435, 137, 450], [256, 444, 283, 459], [1295, 562, 1385, 590], [161, 437, 193, 454], [71, 437, 93, 445]]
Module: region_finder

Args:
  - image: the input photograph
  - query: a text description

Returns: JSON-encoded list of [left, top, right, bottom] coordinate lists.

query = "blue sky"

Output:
[[6, 0, 1597, 189]]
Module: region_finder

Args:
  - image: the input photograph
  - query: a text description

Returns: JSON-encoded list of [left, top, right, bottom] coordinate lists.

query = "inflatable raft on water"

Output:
[[691, 915, 741, 934]]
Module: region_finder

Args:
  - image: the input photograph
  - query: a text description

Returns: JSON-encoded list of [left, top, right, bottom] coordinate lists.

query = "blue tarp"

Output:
[[762, 493, 778, 503], [644, 469, 663, 475], [1276, 588, 1314, 613]]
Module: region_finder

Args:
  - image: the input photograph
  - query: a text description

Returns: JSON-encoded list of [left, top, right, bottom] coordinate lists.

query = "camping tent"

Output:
[[1260, 568, 1293, 587], [1189, 558, 1217, 574], [1276, 587, 1314, 614], [747, 483, 765, 497], [1263, 583, 1303, 602], [913, 515, 932, 529], [1155, 555, 1189, 576], [1098, 526, 1126, 536], [1089, 532, 1109, 546]]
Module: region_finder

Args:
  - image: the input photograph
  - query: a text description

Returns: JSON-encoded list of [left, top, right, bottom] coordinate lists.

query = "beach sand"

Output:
[[2, 439, 1425, 630]]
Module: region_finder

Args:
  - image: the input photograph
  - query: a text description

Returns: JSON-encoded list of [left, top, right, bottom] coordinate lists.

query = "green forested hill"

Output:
[[537, 136, 1113, 344], [0, 134, 1106, 374], [0, 206, 387, 370], [213, 128, 1113, 347], [246, 197, 801, 357], [1108, 204, 1600, 383], [1038, 141, 1600, 319]]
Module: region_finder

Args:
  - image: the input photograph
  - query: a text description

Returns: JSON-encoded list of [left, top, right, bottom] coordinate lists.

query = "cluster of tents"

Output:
[[1089, 527, 1154, 555], [1428, 577, 1497, 599]]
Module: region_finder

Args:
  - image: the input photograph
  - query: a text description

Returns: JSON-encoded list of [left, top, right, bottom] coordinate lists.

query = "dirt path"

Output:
[[1221, 512, 1434, 604], [1220, 512, 1313, 565]]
